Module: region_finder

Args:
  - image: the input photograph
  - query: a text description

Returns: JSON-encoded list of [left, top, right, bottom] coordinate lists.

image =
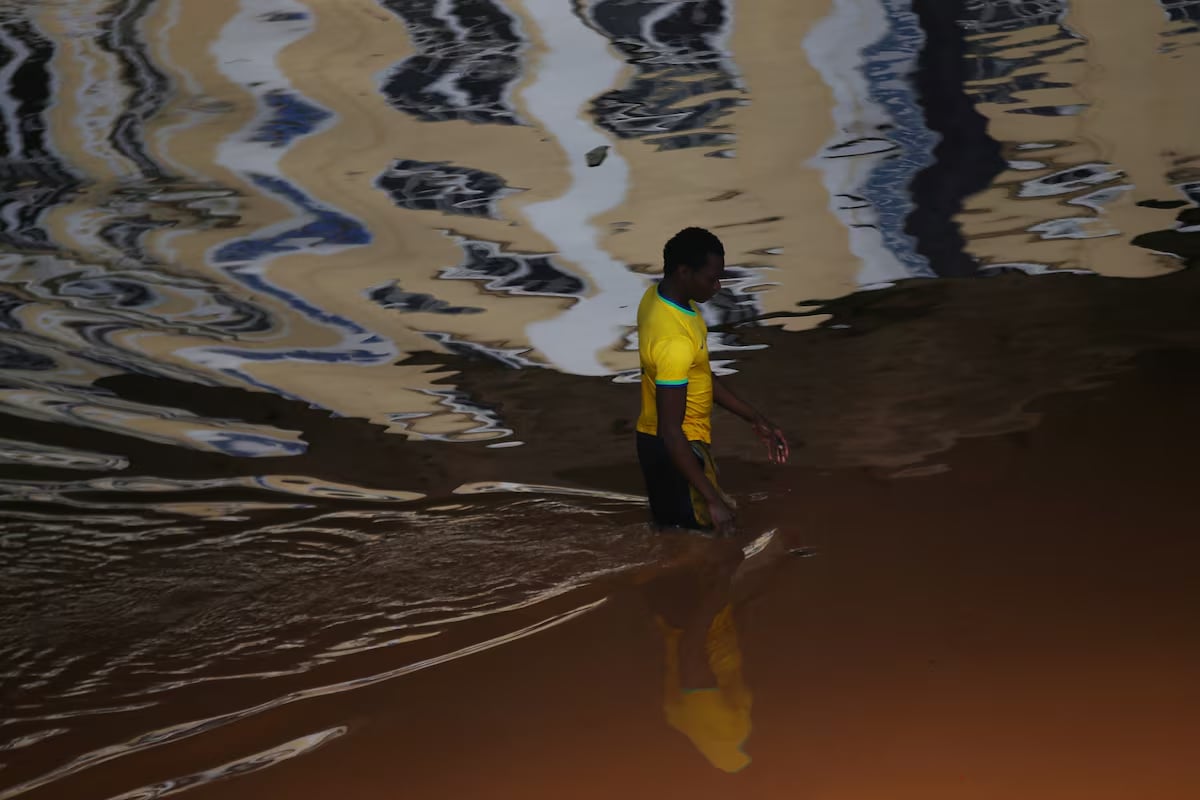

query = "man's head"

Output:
[[663, 227, 725, 303]]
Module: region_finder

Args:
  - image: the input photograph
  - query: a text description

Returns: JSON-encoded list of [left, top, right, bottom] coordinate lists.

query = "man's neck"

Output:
[[658, 277, 691, 308]]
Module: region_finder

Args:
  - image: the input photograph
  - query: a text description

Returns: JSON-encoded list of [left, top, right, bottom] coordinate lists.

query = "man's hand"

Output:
[[713, 378, 792, 464], [752, 414, 790, 464], [708, 495, 737, 537]]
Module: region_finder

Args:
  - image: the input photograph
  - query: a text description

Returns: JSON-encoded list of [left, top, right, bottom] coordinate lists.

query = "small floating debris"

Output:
[[585, 146, 609, 167]]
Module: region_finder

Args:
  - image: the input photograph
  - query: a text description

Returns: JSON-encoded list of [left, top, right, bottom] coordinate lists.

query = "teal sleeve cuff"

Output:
[[655, 379, 689, 386]]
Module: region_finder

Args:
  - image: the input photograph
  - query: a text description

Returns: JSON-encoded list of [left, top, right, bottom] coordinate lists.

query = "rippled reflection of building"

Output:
[[956, 0, 1200, 276], [0, 0, 544, 452], [11, 0, 1196, 459], [374, 0, 864, 376], [0, 13, 81, 251], [579, 0, 876, 345], [0, 4, 301, 456], [581, 0, 742, 155], [370, 0, 627, 369]]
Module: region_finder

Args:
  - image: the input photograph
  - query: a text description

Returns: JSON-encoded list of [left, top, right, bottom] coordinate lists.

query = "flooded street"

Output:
[[2, 0, 1200, 797]]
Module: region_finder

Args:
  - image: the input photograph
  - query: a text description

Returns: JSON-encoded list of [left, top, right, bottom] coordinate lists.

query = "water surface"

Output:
[[2, 0, 1199, 796]]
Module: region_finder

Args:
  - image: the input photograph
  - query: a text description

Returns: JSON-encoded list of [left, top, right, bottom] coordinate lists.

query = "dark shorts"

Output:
[[636, 432, 723, 530]]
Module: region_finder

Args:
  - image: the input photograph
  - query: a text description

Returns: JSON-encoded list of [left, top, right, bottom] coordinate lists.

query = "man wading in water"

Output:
[[636, 227, 789, 536]]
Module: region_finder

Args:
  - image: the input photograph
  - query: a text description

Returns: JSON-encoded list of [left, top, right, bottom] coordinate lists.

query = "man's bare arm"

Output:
[[713, 376, 756, 422]]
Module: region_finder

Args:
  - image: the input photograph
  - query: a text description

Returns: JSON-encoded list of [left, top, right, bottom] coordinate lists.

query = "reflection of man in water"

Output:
[[636, 227, 789, 536], [644, 530, 800, 773]]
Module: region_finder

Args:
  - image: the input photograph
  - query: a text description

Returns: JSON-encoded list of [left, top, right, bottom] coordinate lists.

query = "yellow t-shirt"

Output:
[[636, 285, 713, 443]]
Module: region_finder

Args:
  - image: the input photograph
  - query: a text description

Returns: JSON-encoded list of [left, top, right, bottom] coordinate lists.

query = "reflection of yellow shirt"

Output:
[[636, 285, 713, 443], [659, 605, 752, 773]]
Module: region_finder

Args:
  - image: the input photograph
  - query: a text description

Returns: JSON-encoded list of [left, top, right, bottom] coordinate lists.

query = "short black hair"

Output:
[[663, 227, 724, 276]]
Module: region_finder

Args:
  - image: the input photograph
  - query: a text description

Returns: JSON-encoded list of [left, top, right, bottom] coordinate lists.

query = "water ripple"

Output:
[[104, 726, 347, 800]]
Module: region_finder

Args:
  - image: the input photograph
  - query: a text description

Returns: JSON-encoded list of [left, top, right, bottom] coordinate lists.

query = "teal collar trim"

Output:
[[656, 285, 696, 316]]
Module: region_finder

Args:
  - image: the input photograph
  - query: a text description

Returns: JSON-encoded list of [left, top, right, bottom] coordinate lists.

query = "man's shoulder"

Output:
[[636, 284, 660, 308], [635, 286, 658, 324], [637, 288, 672, 328]]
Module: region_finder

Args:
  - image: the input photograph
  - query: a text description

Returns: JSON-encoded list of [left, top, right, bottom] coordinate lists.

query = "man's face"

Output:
[[683, 252, 725, 303]]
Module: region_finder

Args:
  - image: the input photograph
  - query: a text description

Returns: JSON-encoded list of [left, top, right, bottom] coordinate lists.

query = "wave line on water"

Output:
[[452, 481, 646, 504], [103, 726, 347, 800], [0, 598, 606, 800]]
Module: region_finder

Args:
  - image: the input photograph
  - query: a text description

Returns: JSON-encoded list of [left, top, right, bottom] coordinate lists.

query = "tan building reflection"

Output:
[[14, 0, 863, 443], [958, 0, 1200, 276], [11, 0, 1198, 454], [588, 0, 860, 342]]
